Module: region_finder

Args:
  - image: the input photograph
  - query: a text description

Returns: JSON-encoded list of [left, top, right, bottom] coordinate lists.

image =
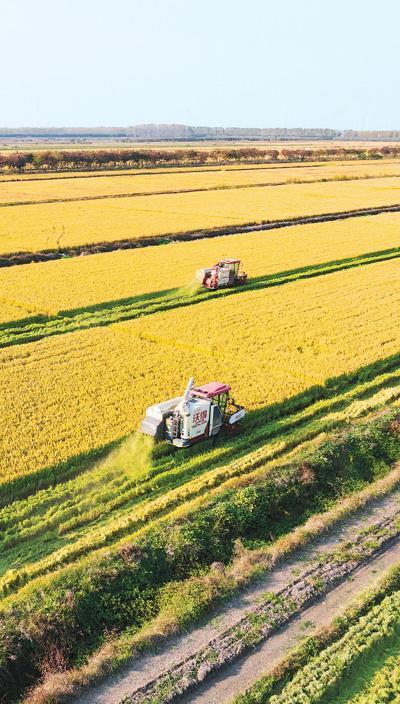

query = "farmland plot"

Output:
[[2, 154, 400, 704], [0, 212, 399, 325], [1, 258, 399, 483], [1, 159, 400, 205], [1, 176, 400, 255]]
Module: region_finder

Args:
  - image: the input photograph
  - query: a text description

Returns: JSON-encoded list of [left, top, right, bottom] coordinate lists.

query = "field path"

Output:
[[179, 540, 400, 704], [74, 484, 400, 704]]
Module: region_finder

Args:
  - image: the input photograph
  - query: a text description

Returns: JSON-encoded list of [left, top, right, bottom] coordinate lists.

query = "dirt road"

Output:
[[74, 488, 400, 704]]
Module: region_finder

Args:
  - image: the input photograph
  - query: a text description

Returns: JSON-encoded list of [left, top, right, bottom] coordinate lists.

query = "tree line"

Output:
[[1, 144, 400, 173], [1, 125, 400, 140]]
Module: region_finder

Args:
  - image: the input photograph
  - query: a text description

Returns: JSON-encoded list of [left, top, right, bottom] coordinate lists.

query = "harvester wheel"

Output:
[[225, 421, 241, 436]]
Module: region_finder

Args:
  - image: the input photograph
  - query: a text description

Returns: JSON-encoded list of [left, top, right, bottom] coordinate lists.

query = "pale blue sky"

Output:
[[1, 0, 399, 129]]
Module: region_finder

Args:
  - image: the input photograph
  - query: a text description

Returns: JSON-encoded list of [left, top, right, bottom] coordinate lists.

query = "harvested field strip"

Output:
[[1, 212, 399, 324], [2, 369, 400, 600], [1, 247, 399, 348], [3, 412, 400, 703], [1, 176, 400, 257], [1, 258, 399, 482], [2, 162, 400, 206]]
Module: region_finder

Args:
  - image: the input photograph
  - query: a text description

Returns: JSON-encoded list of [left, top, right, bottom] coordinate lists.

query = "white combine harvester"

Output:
[[140, 377, 245, 448], [195, 258, 248, 290]]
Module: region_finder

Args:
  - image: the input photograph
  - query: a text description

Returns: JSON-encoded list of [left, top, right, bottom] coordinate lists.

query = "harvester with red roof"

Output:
[[195, 258, 247, 290], [139, 377, 245, 447]]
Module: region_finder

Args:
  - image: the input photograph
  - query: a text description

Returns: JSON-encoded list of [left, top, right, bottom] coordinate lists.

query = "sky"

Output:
[[1, 0, 399, 130]]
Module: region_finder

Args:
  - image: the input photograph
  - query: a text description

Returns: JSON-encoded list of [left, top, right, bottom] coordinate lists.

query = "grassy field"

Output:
[[268, 598, 400, 704], [1, 176, 400, 255], [2, 156, 400, 704]]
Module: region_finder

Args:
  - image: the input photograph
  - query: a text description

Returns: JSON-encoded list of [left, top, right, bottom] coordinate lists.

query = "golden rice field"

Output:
[[0, 212, 399, 323], [0, 159, 332, 182], [1, 258, 399, 483], [0, 160, 328, 182], [2, 160, 400, 204], [1, 176, 400, 255], [1, 158, 399, 185], [2, 153, 400, 704]]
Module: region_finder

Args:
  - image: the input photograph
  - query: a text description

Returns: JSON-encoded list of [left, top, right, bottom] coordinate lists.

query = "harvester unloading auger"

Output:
[[140, 377, 245, 448]]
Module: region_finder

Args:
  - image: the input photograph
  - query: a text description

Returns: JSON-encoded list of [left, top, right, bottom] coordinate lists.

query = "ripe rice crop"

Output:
[[1, 176, 400, 255], [1, 160, 400, 204], [4, 142, 400, 704], [0, 160, 322, 183], [0, 213, 399, 324], [0, 257, 399, 483], [0, 298, 37, 323]]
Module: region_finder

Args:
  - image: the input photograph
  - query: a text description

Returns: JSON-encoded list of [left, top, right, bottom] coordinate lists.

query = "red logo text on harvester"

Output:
[[192, 410, 208, 426]]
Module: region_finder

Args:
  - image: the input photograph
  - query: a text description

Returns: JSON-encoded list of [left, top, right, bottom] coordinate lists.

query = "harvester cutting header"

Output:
[[196, 258, 247, 290], [140, 377, 245, 448]]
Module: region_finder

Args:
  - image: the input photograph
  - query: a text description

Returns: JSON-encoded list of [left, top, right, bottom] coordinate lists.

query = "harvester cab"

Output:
[[139, 377, 245, 448], [195, 258, 247, 290]]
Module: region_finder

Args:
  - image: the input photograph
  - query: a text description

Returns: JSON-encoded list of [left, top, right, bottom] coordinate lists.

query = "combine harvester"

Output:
[[196, 258, 247, 290], [140, 377, 245, 448]]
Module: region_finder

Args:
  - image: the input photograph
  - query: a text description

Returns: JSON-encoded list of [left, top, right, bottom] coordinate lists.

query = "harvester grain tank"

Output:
[[196, 258, 247, 290], [139, 377, 245, 447]]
